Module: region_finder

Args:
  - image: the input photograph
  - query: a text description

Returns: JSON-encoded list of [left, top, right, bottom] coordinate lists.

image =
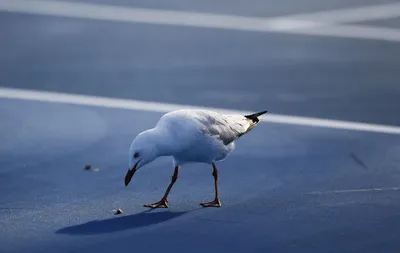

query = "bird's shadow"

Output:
[[56, 209, 193, 235]]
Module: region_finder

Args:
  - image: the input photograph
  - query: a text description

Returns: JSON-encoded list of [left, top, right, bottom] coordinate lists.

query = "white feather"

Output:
[[129, 109, 264, 169], [153, 109, 257, 165]]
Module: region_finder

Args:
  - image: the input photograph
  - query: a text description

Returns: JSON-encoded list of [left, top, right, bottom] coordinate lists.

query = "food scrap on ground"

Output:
[[84, 164, 100, 172]]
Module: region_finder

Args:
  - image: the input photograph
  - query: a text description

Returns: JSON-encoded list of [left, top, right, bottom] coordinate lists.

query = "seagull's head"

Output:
[[124, 130, 160, 186]]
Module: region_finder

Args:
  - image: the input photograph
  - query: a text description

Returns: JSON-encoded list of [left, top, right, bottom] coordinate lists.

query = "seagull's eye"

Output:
[[133, 152, 140, 159]]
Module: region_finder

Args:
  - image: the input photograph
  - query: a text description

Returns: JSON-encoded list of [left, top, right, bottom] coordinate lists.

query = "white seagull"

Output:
[[124, 109, 267, 208]]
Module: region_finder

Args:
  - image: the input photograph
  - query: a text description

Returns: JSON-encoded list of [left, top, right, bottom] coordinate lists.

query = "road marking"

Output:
[[0, 0, 323, 31], [1, 87, 400, 135], [292, 25, 400, 42], [1, 0, 400, 42], [308, 187, 400, 195], [283, 2, 400, 23]]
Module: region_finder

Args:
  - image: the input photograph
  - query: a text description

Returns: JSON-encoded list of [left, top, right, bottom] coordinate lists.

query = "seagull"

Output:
[[124, 109, 267, 208]]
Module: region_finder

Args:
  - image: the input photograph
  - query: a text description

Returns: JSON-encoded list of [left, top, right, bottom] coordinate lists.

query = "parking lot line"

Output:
[[1, 87, 400, 134], [1, 0, 400, 42]]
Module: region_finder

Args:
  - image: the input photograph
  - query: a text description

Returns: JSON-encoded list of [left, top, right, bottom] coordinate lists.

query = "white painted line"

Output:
[[0, 0, 322, 32], [308, 187, 400, 195], [283, 2, 400, 23], [293, 25, 400, 42], [1, 87, 400, 135], [1, 0, 400, 43]]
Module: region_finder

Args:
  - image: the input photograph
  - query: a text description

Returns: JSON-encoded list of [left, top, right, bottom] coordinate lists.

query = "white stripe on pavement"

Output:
[[292, 24, 400, 42], [284, 2, 400, 23], [1, 87, 400, 135], [307, 187, 400, 194], [0, 0, 323, 31], [1, 0, 400, 42]]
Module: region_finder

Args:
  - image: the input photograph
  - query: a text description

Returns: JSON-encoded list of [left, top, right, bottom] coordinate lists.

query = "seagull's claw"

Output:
[[144, 199, 169, 208], [200, 198, 221, 208]]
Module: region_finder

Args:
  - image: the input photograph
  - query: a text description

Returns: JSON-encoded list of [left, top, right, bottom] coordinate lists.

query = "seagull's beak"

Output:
[[125, 160, 139, 186]]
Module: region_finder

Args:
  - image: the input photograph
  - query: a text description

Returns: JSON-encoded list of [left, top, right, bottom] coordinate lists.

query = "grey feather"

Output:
[[191, 111, 255, 145]]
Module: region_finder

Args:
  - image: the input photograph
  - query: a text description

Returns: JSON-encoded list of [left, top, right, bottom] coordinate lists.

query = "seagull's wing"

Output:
[[192, 110, 259, 145], [156, 109, 267, 146]]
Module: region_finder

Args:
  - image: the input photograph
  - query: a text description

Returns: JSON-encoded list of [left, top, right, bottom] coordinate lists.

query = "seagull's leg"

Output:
[[200, 163, 222, 207], [144, 166, 179, 208]]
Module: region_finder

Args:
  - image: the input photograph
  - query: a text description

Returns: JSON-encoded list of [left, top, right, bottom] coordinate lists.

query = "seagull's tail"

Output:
[[236, 110, 268, 137], [244, 110, 268, 123]]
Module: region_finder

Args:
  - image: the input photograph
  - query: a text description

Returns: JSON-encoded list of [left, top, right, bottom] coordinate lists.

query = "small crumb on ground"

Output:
[[114, 209, 124, 215], [84, 164, 100, 172]]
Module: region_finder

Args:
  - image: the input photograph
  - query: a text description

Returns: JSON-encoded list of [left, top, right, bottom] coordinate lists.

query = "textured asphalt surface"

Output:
[[1, 1, 400, 253]]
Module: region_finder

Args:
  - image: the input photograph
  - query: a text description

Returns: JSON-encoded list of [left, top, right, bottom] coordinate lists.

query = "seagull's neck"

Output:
[[144, 128, 175, 157]]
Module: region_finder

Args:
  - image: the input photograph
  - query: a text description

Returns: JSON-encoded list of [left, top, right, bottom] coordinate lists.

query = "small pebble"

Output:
[[84, 164, 91, 170], [114, 209, 124, 215]]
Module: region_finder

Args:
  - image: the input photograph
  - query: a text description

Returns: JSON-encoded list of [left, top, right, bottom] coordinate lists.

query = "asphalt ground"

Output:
[[1, 1, 400, 252]]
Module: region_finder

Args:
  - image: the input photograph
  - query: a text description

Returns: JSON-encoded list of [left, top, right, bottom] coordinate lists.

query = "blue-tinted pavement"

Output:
[[1, 1, 400, 252]]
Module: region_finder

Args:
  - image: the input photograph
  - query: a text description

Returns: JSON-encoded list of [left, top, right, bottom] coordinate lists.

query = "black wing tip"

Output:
[[244, 110, 268, 123], [255, 110, 268, 116]]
